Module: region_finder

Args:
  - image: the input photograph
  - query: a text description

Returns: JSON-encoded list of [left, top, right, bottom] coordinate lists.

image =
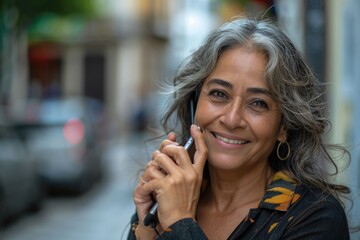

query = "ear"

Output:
[[277, 124, 287, 143]]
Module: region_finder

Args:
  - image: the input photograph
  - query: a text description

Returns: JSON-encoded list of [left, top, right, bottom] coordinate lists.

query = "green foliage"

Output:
[[222, 0, 251, 6], [1, 0, 98, 28]]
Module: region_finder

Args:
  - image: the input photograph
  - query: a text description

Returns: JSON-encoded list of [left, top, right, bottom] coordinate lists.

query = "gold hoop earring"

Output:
[[277, 141, 290, 161]]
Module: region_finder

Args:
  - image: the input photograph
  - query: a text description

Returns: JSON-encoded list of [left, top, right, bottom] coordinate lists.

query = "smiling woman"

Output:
[[196, 47, 285, 175], [128, 17, 351, 240]]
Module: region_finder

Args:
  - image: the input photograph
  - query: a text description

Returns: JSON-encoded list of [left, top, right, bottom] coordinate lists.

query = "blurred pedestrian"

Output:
[[128, 17, 351, 239]]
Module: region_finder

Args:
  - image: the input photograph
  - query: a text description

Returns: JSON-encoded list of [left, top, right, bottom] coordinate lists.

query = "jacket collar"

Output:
[[258, 171, 300, 211]]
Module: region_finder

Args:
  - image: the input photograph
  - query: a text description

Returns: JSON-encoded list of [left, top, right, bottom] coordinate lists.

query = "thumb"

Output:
[[191, 124, 208, 176]]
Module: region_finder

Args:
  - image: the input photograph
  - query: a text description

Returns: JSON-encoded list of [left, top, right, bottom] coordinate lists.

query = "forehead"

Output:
[[205, 47, 269, 88]]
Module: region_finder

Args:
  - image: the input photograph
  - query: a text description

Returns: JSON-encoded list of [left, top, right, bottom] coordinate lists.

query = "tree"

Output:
[[0, 0, 98, 105], [1, 0, 97, 29]]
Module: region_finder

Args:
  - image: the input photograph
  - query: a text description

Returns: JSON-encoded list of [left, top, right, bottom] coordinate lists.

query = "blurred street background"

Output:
[[0, 0, 359, 239]]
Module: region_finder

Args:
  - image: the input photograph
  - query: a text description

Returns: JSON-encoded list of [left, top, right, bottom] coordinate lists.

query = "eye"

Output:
[[208, 90, 229, 101], [250, 99, 269, 110]]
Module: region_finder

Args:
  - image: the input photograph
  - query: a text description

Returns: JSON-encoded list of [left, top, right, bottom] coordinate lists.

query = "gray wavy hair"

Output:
[[161, 17, 349, 199]]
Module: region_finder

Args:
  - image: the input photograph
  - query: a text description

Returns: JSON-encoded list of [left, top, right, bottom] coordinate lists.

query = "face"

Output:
[[195, 47, 286, 173]]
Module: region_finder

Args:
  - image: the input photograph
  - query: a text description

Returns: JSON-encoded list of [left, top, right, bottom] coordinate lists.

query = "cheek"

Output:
[[194, 101, 207, 126], [194, 99, 218, 126], [250, 114, 282, 139]]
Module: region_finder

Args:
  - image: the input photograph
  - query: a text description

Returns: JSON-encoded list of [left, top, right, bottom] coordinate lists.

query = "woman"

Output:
[[129, 17, 350, 239]]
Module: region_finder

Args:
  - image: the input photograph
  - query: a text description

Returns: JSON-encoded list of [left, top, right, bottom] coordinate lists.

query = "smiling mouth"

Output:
[[213, 133, 249, 145]]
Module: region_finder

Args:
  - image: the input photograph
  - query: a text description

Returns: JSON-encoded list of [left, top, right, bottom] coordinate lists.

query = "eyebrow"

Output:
[[205, 78, 233, 89], [205, 78, 274, 98], [247, 87, 274, 98]]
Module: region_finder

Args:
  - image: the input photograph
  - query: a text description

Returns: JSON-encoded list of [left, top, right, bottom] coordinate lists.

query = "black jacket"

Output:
[[128, 171, 350, 239]]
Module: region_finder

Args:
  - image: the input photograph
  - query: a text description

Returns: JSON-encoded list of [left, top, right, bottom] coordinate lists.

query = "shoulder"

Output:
[[282, 185, 350, 239], [289, 185, 347, 219], [292, 185, 345, 214]]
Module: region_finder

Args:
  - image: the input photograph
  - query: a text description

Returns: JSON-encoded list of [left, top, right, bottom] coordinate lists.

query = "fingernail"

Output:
[[191, 124, 201, 131]]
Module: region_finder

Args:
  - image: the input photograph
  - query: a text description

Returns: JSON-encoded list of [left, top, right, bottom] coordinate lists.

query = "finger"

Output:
[[141, 178, 159, 195], [150, 152, 168, 176], [160, 144, 192, 170], [135, 177, 154, 198], [167, 132, 177, 142], [191, 124, 208, 176], [158, 139, 179, 152], [139, 175, 149, 187], [142, 161, 166, 181], [158, 132, 179, 152], [153, 151, 180, 176], [149, 153, 161, 168]]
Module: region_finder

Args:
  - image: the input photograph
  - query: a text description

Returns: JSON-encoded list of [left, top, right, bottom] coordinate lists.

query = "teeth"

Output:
[[214, 134, 247, 145]]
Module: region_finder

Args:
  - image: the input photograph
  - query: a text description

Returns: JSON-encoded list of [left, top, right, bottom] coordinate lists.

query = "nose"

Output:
[[220, 101, 246, 129]]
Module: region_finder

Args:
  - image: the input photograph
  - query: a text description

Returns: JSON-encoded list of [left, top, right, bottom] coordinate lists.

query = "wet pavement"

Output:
[[0, 132, 151, 240]]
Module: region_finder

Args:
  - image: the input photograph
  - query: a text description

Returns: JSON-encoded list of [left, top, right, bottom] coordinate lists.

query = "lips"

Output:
[[213, 132, 249, 145]]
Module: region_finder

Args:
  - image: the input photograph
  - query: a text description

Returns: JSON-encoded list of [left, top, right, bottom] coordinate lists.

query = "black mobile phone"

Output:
[[143, 96, 196, 227]]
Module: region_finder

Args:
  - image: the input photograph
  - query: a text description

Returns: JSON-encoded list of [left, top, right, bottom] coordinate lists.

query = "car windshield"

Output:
[[38, 99, 85, 124], [28, 126, 72, 150]]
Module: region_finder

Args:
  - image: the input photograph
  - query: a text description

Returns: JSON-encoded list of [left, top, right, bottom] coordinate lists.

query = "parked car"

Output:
[[12, 97, 105, 194], [0, 125, 44, 226]]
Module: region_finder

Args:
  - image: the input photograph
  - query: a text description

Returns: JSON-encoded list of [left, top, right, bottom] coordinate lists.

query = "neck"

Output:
[[203, 165, 275, 213]]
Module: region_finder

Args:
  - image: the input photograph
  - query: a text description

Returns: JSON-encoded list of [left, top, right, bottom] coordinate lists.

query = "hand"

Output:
[[133, 132, 178, 228], [142, 124, 208, 229]]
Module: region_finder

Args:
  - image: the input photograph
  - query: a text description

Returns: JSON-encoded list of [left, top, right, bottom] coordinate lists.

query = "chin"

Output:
[[207, 153, 243, 171]]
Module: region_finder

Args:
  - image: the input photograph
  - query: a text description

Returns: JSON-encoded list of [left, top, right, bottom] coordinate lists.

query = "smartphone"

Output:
[[143, 97, 196, 227]]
